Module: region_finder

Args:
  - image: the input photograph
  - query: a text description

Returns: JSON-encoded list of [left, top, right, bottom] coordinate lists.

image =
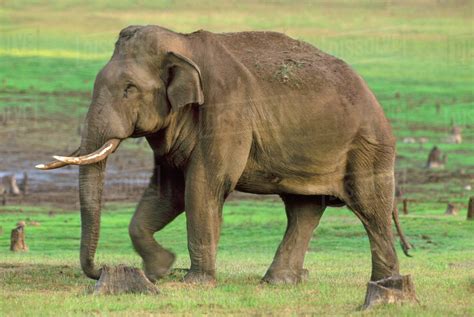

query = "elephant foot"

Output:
[[362, 275, 418, 310], [183, 270, 216, 285], [143, 250, 176, 283], [262, 268, 309, 285]]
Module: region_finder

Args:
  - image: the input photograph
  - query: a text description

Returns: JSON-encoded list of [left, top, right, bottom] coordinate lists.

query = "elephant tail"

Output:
[[392, 204, 413, 257]]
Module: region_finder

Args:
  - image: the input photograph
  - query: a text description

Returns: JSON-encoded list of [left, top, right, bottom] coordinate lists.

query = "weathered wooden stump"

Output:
[[10, 221, 28, 252], [450, 126, 462, 144], [467, 197, 474, 220], [395, 185, 403, 199], [445, 203, 458, 216], [403, 199, 409, 215], [362, 275, 417, 309], [94, 265, 159, 295], [426, 146, 446, 169], [21, 171, 29, 195]]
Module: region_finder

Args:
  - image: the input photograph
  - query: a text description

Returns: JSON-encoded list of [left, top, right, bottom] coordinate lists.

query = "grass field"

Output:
[[1, 202, 473, 316], [0, 0, 473, 315]]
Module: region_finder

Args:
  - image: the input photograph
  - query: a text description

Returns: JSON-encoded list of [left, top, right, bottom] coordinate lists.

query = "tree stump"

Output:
[[451, 126, 462, 144], [362, 275, 417, 309], [467, 197, 474, 220], [10, 221, 28, 252], [445, 203, 458, 216], [426, 146, 446, 169], [21, 171, 29, 195], [94, 265, 159, 295], [403, 199, 409, 215]]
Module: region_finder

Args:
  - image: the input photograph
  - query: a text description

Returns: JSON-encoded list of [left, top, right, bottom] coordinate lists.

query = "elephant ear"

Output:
[[165, 52, 204, 111]]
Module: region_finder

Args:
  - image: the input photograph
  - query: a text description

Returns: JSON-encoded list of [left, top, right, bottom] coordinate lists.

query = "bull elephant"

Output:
[[37, 25, 414, 304]]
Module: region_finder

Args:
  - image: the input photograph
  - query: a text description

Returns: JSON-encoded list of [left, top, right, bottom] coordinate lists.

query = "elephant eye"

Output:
[[123, 84, 137, 98]]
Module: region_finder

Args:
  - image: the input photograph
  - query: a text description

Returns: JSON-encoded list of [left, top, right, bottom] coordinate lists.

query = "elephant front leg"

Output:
[[182, 177, 226, 284], [129, 185, 184, 282], [263, 195, 326, 284], [181, 127, 251, 284]]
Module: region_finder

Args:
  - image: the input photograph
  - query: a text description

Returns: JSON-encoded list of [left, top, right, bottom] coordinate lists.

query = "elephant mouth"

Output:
[[130, 131, 150, 138], [130, 124, 154, 138], [35, 138, 121, 170]]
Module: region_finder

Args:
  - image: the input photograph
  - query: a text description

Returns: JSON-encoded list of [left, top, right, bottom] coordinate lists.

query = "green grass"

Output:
[[0, 0, 473, 315], [1, 201, 473, 316]]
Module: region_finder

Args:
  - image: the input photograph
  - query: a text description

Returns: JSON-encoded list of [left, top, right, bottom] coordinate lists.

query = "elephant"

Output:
[[37, 25, 414, 301]]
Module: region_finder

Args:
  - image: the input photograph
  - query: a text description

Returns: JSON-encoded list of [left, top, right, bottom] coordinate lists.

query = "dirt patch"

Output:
[[215, 30, 353, 91], [448, 261, 474, 269], [0, 263, 71, 273]]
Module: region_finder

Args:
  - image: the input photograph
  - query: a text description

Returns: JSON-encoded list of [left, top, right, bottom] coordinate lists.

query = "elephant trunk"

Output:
[[79, 160, 106, 280], [77, 132, 122, 279], [35, 99, 129, 279], [77, 126, 114, 280]]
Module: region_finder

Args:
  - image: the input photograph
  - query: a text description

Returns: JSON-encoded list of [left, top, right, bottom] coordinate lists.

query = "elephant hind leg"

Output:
[[344, 147, 399, 281], [263, 194, 326, 284]]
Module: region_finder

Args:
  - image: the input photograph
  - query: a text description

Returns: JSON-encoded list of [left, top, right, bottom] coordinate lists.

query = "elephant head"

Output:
[[36, 25, 204, 279]]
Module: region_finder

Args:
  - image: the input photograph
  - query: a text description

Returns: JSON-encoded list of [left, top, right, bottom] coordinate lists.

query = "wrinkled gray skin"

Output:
[[78, 25, 401, 285]]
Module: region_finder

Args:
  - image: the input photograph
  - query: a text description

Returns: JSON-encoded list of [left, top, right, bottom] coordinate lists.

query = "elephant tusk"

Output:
[[35, 148, 81, 170], [53, 139, 121, 165]]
